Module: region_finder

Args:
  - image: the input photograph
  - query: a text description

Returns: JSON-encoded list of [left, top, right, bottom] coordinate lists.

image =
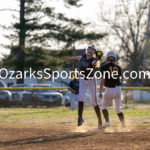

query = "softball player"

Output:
[[67, 45, 103, 127], [68, 74, 79, 110], [99, 51, 127, 130]]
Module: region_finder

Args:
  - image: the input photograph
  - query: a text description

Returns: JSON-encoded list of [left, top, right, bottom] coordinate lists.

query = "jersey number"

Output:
[[109, 66, 118, 73]]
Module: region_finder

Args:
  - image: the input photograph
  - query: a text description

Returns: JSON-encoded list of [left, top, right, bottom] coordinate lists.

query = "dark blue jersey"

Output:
[[80, 55, 95, 80], [69, 79, 79, 94]]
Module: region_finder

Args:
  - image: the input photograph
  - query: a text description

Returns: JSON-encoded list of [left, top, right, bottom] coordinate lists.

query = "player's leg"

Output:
[[102, 109, 109, 123], [78, 79, 87, 126], [76, 94, 79, 108], [117, 112, 126, 128], [102, 88, 114, 127], [65, 92, 71, 107], [89, 78, 102, 127], [70, 93, 76, 110], [94, 105, 102, 127], [114, 86, 126, 128]]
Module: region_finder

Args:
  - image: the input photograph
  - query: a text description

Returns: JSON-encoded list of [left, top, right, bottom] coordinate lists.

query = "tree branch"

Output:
[[0, 9, 18, 12]]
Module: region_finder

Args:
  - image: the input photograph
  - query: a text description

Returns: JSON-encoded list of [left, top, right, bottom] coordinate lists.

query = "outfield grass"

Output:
[[0, 105, 149, 125]]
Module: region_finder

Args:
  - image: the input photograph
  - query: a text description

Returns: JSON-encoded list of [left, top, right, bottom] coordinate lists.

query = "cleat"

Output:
[[122, 127, 128, 132], [98, 120, 103, 128], [99, 122, 110, 129], [78, 118, 84, 126], [103, 121, 110, 127]]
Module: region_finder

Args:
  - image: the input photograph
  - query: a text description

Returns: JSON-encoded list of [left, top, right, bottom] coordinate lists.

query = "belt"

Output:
[[106, 86, 116, 88]]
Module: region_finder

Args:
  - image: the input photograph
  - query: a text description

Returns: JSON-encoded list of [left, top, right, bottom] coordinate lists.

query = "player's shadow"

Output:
[[0, 133, 95, 147]]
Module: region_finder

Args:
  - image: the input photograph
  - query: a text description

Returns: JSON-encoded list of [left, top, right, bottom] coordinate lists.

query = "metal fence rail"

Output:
[[0, 87, 150, 90]]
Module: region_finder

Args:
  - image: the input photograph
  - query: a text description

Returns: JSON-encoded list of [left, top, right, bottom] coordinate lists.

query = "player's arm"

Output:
[[99, 75, 104, 98], [68, 81, 72, 91], [68, 86, 75, 93], [68, 81, 76, 93], [69, 87, 76, 94], [65, 56, 81, 61], [92, 59, 98, 66]]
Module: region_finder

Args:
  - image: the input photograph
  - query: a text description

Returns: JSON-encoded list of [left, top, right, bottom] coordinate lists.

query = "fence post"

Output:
[[125, 90, 128, 109]]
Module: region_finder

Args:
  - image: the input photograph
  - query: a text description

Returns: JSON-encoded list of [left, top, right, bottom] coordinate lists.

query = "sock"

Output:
[[78, 101, 84, 119], [117, 112, 126, 127], [102, 109, 109, 122], [94, 105, 102, 125]]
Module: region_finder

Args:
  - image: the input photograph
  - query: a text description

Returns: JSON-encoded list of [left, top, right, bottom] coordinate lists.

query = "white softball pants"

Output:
[[102, 86, 122, 113], [79, 78, 98, 106], [70, 93, 79, 110]]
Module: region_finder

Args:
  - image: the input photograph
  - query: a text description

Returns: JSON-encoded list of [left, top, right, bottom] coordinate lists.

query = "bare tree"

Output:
[[99, 0, 149, 83]]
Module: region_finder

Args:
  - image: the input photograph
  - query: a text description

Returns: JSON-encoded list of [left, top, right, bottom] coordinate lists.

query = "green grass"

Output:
[[108, 108, 150, 116], [0, 107, 77, 117], [1, 106, 149, 117], [0, 106, 149, 125]]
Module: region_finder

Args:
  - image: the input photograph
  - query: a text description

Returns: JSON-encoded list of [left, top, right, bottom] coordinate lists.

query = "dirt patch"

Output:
[[0, 124, 149, 150]]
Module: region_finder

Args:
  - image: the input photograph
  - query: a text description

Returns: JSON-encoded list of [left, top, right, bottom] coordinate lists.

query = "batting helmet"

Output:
[[106, 51, 117, 60]]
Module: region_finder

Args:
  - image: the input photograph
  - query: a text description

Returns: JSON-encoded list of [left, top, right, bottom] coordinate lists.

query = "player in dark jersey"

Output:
[[80, 54, 95, 79], [99, 51, 128, 130], [78, 46, 103, 127], [66, 45, 103, 128], [68, 73, 79, 110]]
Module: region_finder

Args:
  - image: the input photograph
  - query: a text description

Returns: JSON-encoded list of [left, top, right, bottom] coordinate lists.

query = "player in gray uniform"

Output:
[[67, 45, 103, 127], [99, 51, 128, 130]]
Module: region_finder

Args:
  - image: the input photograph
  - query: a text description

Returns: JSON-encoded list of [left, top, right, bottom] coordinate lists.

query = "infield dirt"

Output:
[[0, 124, 149, 150]]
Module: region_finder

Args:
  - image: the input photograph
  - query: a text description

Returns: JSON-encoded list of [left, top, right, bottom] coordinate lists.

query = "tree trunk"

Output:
[[17, 0, 25, 84]]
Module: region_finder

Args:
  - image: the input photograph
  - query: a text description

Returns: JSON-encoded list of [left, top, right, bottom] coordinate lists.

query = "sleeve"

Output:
[[88, 57, 95, 67], [79, 56, 82, 62], [91, 57, 95, 64], [69, 81, 73, 88], [80, 55, 84, 62]]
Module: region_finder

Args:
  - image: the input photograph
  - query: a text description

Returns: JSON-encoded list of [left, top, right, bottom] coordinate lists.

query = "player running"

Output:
[[67, 45, 103, 127], [99, 51, 127, 130]]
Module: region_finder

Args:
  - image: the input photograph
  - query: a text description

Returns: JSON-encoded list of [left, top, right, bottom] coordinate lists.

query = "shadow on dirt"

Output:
[[0, 132, 95, 146]]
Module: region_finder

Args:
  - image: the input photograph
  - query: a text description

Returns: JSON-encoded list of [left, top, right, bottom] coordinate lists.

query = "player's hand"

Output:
[[71, 89, 76, 94], [92, 60, 97, 66]]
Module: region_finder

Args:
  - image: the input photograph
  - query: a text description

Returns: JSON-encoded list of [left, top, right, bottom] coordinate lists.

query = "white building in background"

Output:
[[133, 90, 150, 102]]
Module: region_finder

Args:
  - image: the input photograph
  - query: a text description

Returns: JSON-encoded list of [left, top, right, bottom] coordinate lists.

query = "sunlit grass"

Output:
[[0, 105, 149, 125]]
